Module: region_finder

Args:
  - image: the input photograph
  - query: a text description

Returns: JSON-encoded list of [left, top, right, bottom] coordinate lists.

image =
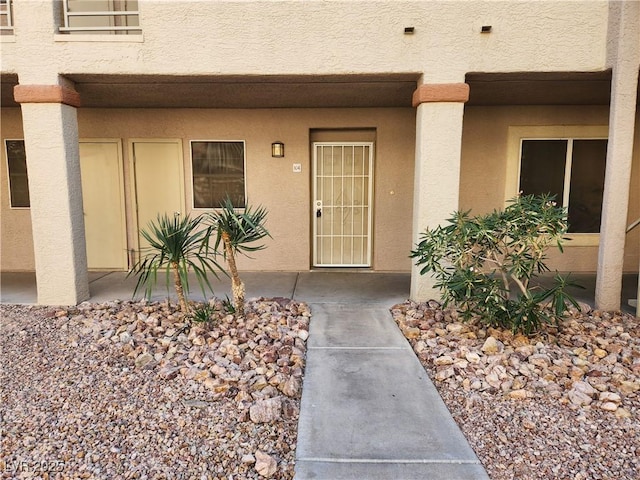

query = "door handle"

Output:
[[316, 208, 322, 218]]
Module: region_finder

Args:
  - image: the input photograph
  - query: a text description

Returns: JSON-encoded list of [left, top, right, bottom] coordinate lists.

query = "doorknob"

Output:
[[316, 208, 322, 218], [174, 211, 181, 218]]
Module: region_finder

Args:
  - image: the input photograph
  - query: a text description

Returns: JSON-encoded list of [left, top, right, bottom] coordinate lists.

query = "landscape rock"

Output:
[[391, 299, 640, 480], [1, 298, 310, 480], [250, 397, 283, 423], [481, 336, 504, 355], [255, 450, 278, 478]]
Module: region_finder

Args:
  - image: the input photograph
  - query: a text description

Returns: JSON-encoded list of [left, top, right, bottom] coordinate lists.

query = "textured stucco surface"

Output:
[[0, 108, 34, 271], [1, 107, 416, 273], [596, 0, 640, 310], [19, 103, 89, 304], [3, 104, 638, 277], [411, 102, 465, 301], [2, 1, 611, 82]]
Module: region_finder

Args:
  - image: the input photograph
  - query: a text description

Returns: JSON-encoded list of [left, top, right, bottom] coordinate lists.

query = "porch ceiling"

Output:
[[2, 71, 637, 109], [465, 71, 618, 106], [2, 74, 420, 109]]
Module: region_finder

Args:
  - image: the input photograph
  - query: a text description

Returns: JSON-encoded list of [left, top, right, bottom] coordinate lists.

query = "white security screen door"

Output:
[[313, 142, 374, 267]]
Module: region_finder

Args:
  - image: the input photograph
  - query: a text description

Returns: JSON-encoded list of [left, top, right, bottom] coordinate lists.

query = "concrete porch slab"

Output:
[[307, 303, 410, 349]]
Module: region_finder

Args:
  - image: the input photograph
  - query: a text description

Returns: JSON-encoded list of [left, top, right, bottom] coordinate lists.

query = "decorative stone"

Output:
[[508, 389, 532, 400], [481, 336, 504, 355], [434, 355, 454, 366], [593, 348, 608, 359], [403, 326, 421, 339], [598, 392, 621, 403], [281, 376, 301, 397], [600, 402, 618, 412], [255, 450, 277, 477], [249, 397, 282, 423], [465, 352, 481, 364], [435, 367, 455, 381], [134, 352, 154, 369]]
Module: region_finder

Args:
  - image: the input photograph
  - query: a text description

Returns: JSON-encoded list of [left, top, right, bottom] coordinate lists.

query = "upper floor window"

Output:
[[59, 0, 141, 35], [519, 138, 607, 234], [191, 141, 246, 209], [0, 0, 13, 35], [5, 140, 30, 208]]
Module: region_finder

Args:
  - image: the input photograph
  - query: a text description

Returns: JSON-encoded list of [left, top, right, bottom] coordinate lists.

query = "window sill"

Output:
[[562, 234, 599, 247], [54, 34, 143, 43]]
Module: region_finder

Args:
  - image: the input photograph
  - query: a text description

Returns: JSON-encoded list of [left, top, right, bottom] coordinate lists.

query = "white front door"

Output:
[[130, 140, 185, 257], [313, 142, 374, 267], [79, 140, 128, 270]]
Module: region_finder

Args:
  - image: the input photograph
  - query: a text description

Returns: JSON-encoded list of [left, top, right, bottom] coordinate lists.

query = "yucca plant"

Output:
[[207, 197, 270, 317], [129, 213, 223, 314]]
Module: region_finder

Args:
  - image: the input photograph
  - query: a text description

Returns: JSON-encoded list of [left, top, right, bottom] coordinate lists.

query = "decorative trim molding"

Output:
[[412, 83, 470, 107], [14, 85, 81, 108]]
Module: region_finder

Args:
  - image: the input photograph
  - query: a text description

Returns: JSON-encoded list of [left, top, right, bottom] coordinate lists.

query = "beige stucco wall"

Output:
[[0, 107, 416, 272], [0, 108, 34, 271], [3, 104, 638, 274], [460, 105, 640, 272], [2, 1, 613, 84]]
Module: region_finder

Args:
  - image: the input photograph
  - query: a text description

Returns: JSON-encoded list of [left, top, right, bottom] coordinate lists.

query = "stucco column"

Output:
[[410, 83, 469, 302], [595, 1, 639, 311], [14, 84, 89, 305]]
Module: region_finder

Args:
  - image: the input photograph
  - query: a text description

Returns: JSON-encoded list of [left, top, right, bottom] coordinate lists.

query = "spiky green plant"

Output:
[[128, 213, 222, 314], [207, 197, 270, 317]]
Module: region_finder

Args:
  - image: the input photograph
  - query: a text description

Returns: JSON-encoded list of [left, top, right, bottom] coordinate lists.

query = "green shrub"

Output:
[[410, 194, 581, 334], [189, 302, 218, 329]]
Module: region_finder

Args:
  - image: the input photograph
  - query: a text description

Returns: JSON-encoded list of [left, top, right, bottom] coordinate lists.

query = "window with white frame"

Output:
[[60, 0, 141, 35], [5, 139, 29, 208], [519, 138, 607, 234], [191, 141, 246, 209], [0, 0, 14, 35]]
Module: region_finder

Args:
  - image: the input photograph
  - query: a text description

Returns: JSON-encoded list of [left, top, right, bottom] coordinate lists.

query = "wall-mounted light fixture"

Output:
[[271, 141, 285, 158]]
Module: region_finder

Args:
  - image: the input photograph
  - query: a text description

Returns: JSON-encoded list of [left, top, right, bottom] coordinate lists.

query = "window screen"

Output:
[[191, 141, 245, 208]]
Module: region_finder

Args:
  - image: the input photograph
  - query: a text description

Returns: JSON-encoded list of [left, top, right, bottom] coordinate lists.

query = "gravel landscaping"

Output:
[[392, 300, 640, 480], [3, 294, 639, 480], [1, 298, 310, 479]]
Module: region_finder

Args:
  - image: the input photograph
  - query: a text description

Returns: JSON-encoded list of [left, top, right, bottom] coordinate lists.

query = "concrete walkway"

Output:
[[292, 273, 488, 479]]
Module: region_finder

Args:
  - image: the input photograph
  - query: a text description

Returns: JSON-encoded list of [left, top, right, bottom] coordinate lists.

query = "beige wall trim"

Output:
[[14, 85, 81, 108], [412, 83, 470, 107]]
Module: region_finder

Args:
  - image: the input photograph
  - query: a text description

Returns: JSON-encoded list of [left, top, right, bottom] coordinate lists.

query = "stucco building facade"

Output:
[[1, 0, 638, 309]]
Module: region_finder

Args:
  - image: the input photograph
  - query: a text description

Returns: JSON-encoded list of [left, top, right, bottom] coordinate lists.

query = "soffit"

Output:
[[465, 71, 616, 106], [3, 71, 638, 108], [64, 74, 420, 109]]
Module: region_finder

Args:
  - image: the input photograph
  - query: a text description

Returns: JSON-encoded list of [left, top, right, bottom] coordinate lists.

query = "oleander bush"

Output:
[[411, 194, 581, 334]]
